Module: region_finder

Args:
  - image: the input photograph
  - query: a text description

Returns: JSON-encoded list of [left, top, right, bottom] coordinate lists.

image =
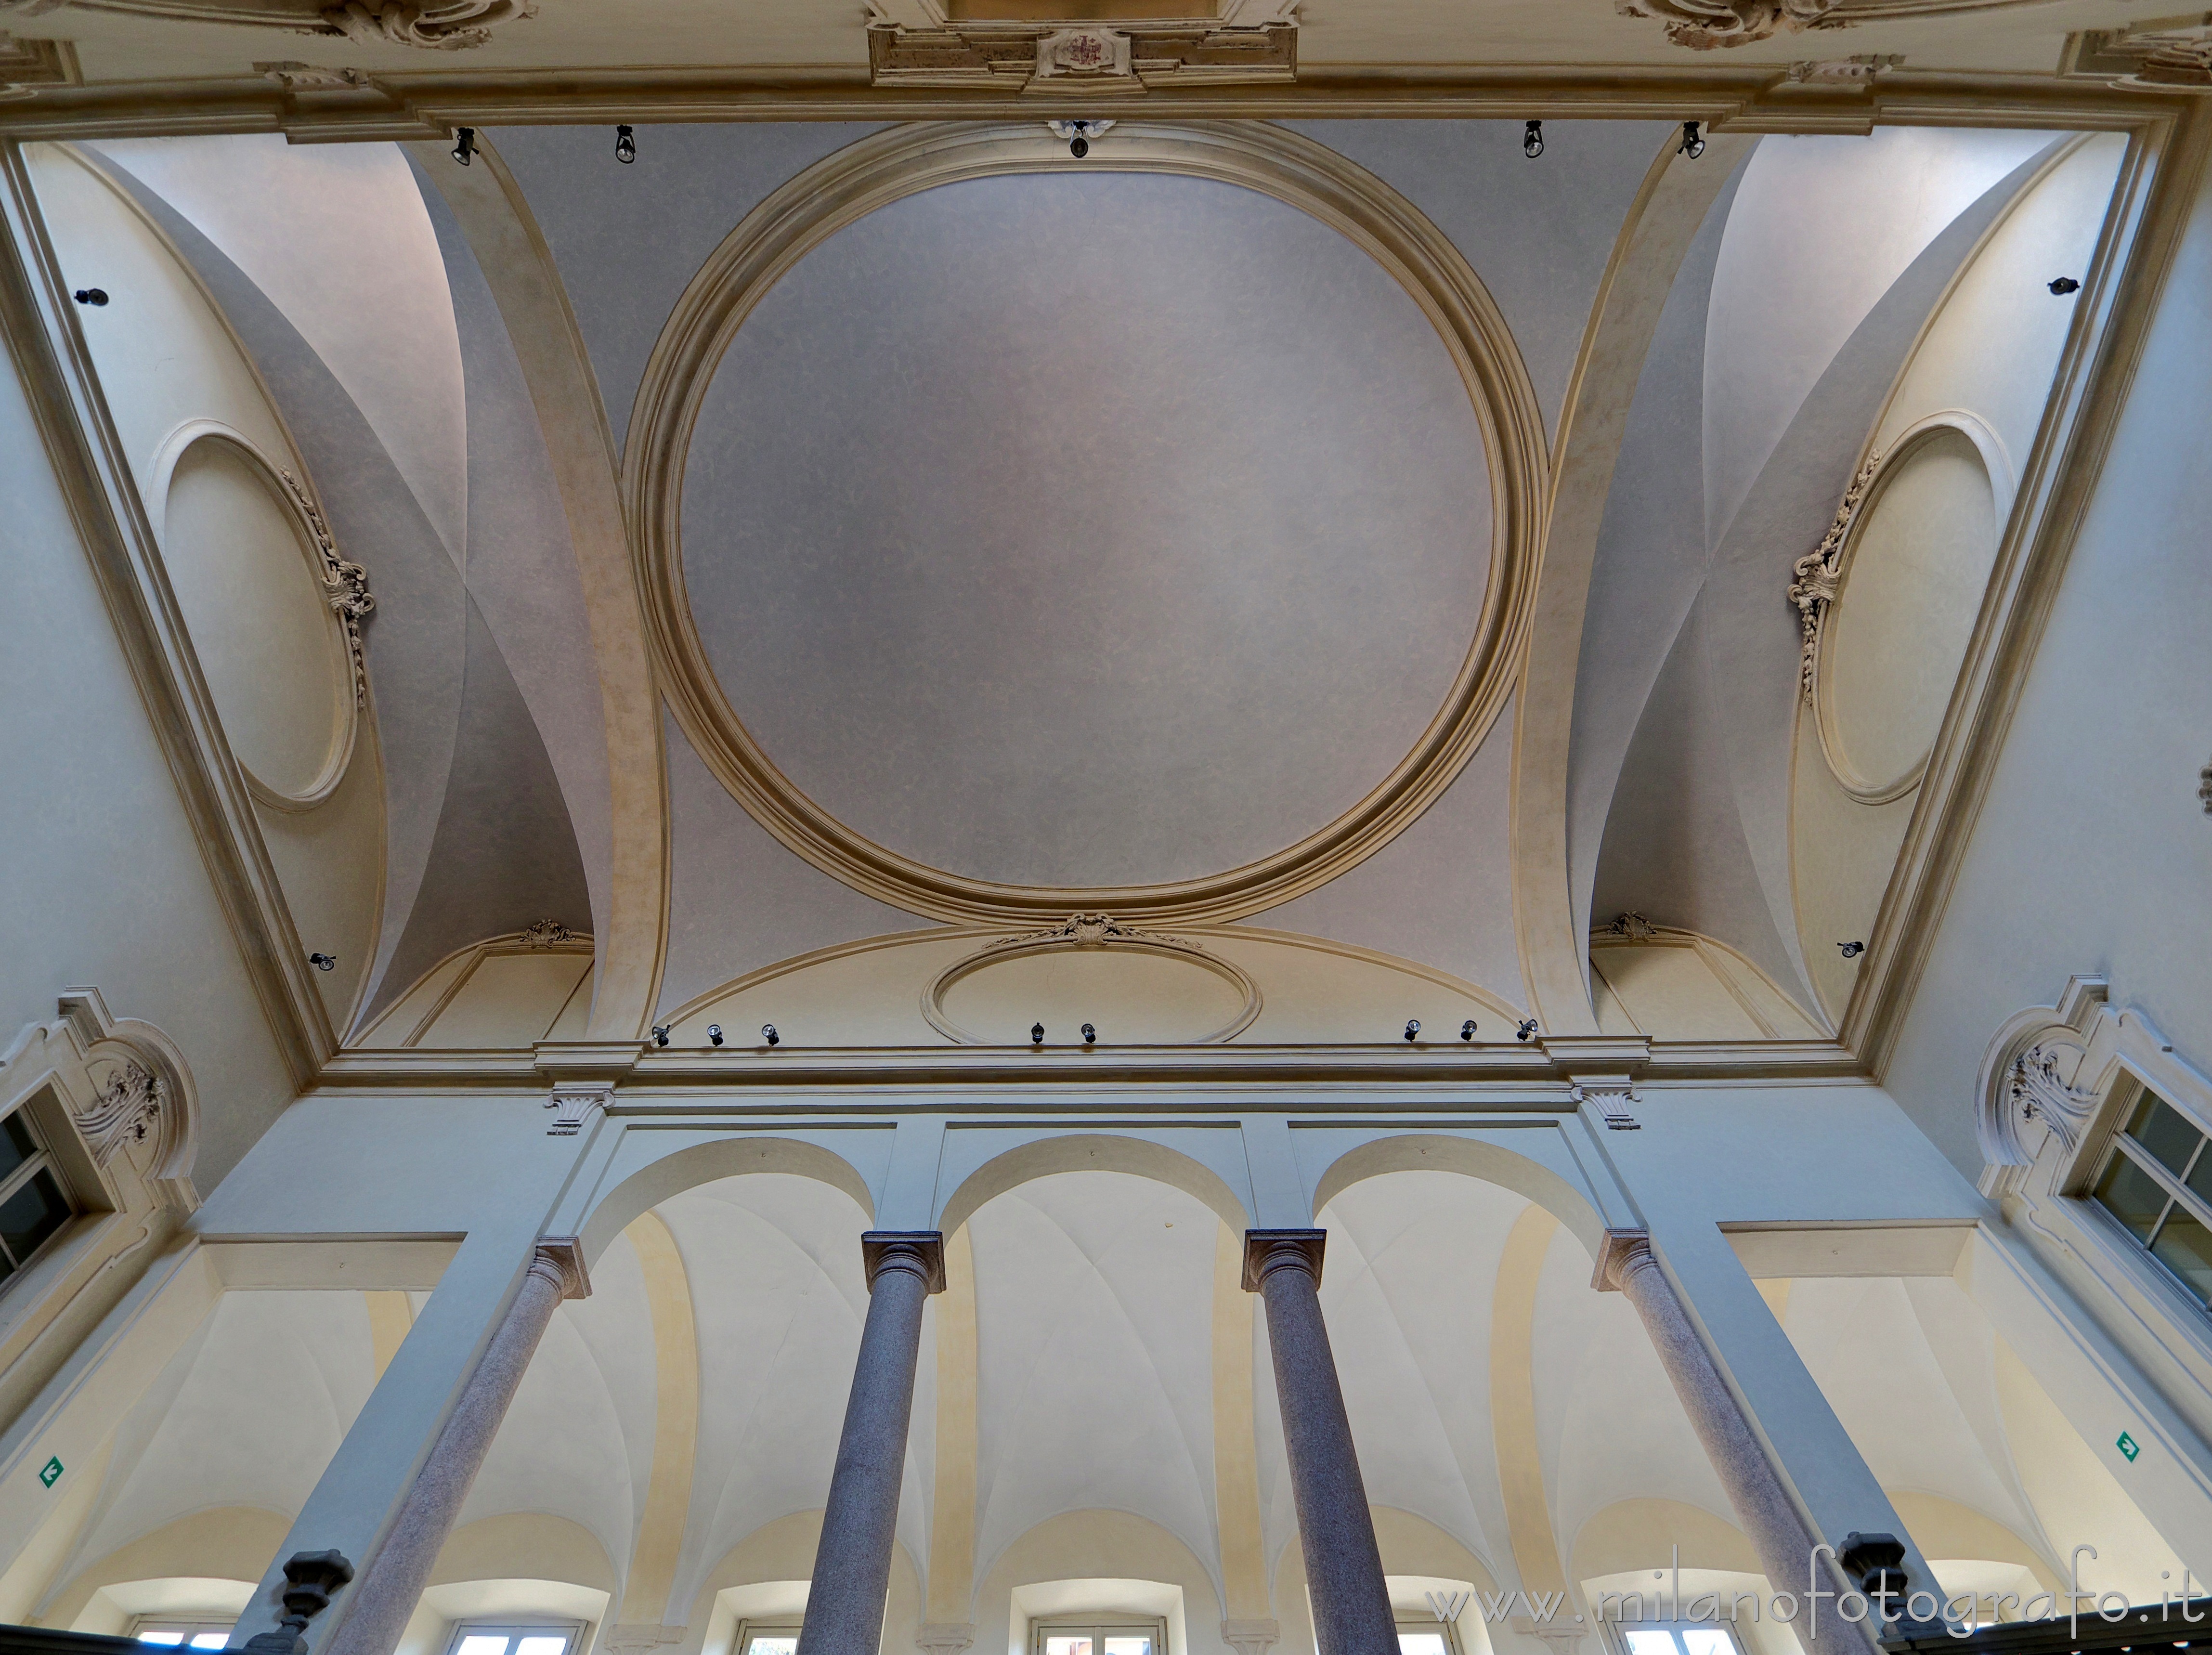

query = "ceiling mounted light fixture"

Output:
[[1523, 119, 1544, 158], [2048, 276, 2081, 295], [1082, 1022, 1096, 1045], [651, 1024, 670, 1047], [1516, 1018, 1539, 1042], [450, 126, 476, 166], [1679, 121, 1706, 159], [1461, 1019, 1477, 1042], [1837, 940, 1866, 958], [308, 952, 336, 972], [1405, 1019, 1421, 1042], [707, 1024, 723, 1045], [72, 287, 107, 306], [615, 123, 636, 164], [1047, 118, 1114, 159], [1031, 1022, 1045, 1046], [761, 1024, 780, 1046]]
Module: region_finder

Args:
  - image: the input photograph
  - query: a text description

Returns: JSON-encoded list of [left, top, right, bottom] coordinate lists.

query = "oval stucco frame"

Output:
[[627, 120, 1547, 926]]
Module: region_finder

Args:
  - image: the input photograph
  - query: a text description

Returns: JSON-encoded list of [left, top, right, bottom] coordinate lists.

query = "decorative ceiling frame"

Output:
[[0, 0, 536, 50], [625, 118, 1549, 928], [0, 138, 354, 1087], [1618, 0, 2114, 51], [1835, 102, 2212, 1076]]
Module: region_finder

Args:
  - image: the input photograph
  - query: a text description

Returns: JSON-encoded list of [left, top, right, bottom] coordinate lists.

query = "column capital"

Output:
[[1220, 1619, 1280, 1655], [1590, 1227, 1653, 1292], [532, 1236, 592, 1300], [1242, 1227, 1326, 1292], [916, 1625, 976, 1655], [862, 1230, 947, 1292]]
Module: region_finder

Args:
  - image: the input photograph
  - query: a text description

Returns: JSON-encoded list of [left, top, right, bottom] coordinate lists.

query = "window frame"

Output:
[[1027, 1616, 1170, 1655], [128, 1619, 237, 1650], [1394, 1616, 1466, 1655], [731, 1620, 802, 1655], [0, 1094, 80, 1286], [1597, 1620, 1749, 1655], [439, 1620, 587, 1655], [2082, 1074, 2212, 1314]]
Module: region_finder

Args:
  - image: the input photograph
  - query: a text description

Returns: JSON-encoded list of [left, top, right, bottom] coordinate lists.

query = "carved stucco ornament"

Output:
[[1787, 449, 1881, 704], [1604, 911, 1659, 940], [2066, 16, 2212, 89], [521, 919, 578, 949], [867, 21, 1293, 90], [2008, 1043, 2096, 1156], [279, 469, 373, 705], [77, 1059, 164, 1166], [926, 912, 1262, 1044], [1617, 0, 1840, 49], [0, 0, 530, 49]]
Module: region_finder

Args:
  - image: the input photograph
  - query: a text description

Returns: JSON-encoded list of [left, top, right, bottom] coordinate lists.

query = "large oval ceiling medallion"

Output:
[[630, 121, 1545, 925]]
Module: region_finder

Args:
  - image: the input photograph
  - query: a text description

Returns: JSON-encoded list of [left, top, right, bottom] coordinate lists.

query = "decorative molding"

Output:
[[1787, 448, 1880, 704], [1617, 0, 1841, 51], [1603, 911, 1658, 940], [521, 918, 578, 949], [867, 21, 1293, 91], [1219, 1622, 1279, 1655], [923, 912, 1263, 1045], [279, 466, 373, 708], [256, 59, 372, 87], [861, 1230, 948, 1293], [532, 1234, 591, 1299], [1974, 974, 2112, 1178], [1241, 1227, 1325, 1291], [5, 0, 533, 49], [0, 30, 75, 99], [1570, 1078, 1642, 1131], [1785, 52, 1900, 81], [2064, 16, 2212, 90], [629, 120, 1543, 930], [602, 1629, 685, 1655], [916, 1627, 976, 1655], [543, 1082, 610, 1137]]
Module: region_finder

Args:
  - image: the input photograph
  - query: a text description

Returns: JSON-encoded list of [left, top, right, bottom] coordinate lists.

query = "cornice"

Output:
[[309, 1036, 1867, 1092], [0, 65, 2188, 143]]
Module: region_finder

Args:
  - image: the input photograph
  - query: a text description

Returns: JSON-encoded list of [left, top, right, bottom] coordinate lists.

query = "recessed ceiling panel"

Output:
[[680, 169, 1492, 890]]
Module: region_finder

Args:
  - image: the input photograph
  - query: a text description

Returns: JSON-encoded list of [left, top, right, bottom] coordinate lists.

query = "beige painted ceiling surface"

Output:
[[17, 0, 2170, 85]]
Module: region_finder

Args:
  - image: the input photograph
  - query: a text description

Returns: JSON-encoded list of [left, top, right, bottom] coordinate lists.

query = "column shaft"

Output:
[[1603, 1236, 1878, 1655], [797, 1233, 943, 1655], [322, 1240, 588, 1655], [1247, 1231, 1397, 1655]]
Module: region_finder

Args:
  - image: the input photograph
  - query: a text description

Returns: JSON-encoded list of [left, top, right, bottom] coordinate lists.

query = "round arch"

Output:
[[578, 1136, 875, 1266], [935, 1133, 1251, 1239], [1309, 1134, 1608, 1254]]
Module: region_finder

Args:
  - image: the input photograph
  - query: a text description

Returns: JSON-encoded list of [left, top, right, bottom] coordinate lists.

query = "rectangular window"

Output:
[[733, 1623, 800, 1655], [0, 1103, 75, 1287], [1395, 1618, 1463, 1655], [2089, 1086, 2212, 1310], [1030, 1619, 1165, 1655], [441, 1623, 583, 1655], [130, 1621, 235, 1649]]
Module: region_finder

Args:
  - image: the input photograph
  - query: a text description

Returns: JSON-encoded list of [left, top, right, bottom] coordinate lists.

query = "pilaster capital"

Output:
[[1590, 1227, 1653, 1293], [603, 1628, 686, 1655], [1242, 1227, 1326, 1292], [862, 1230, 947, 1293], [532, 1235, 592, 1300], [916, 1624, 976, 1655], [1220, 1619, 1280, 1655]]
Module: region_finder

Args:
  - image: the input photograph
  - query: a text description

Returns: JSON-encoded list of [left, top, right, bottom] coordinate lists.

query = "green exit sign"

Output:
[[2117, 1432, 2141, 1462], [38, 1457, 62, 1487]]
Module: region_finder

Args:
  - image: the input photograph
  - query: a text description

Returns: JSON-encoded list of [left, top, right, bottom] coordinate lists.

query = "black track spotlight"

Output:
[[1523, 119, 1544, 159], [761, 1024, 780, 1046], [707, 1024, 724, 1046], [451, 126, 476, 166], [1031, 1022, 1045, 1046], [1082, 1022, 1096, 1045], [1838, 940, 1866, 958], [1070, 134, 1089, 159], [1516, 1018, 1539, 1043], [72, 288, 107, 306], [2048, 276, 2080, 295], [651, 1024, 670, 1047], [308, 952, 336, 972], [1404, 1018, 1422, 1043], [1679, 120, 1706, 160], [1461, 1019, 1478, 1042], [615, 123, 636, 164]]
